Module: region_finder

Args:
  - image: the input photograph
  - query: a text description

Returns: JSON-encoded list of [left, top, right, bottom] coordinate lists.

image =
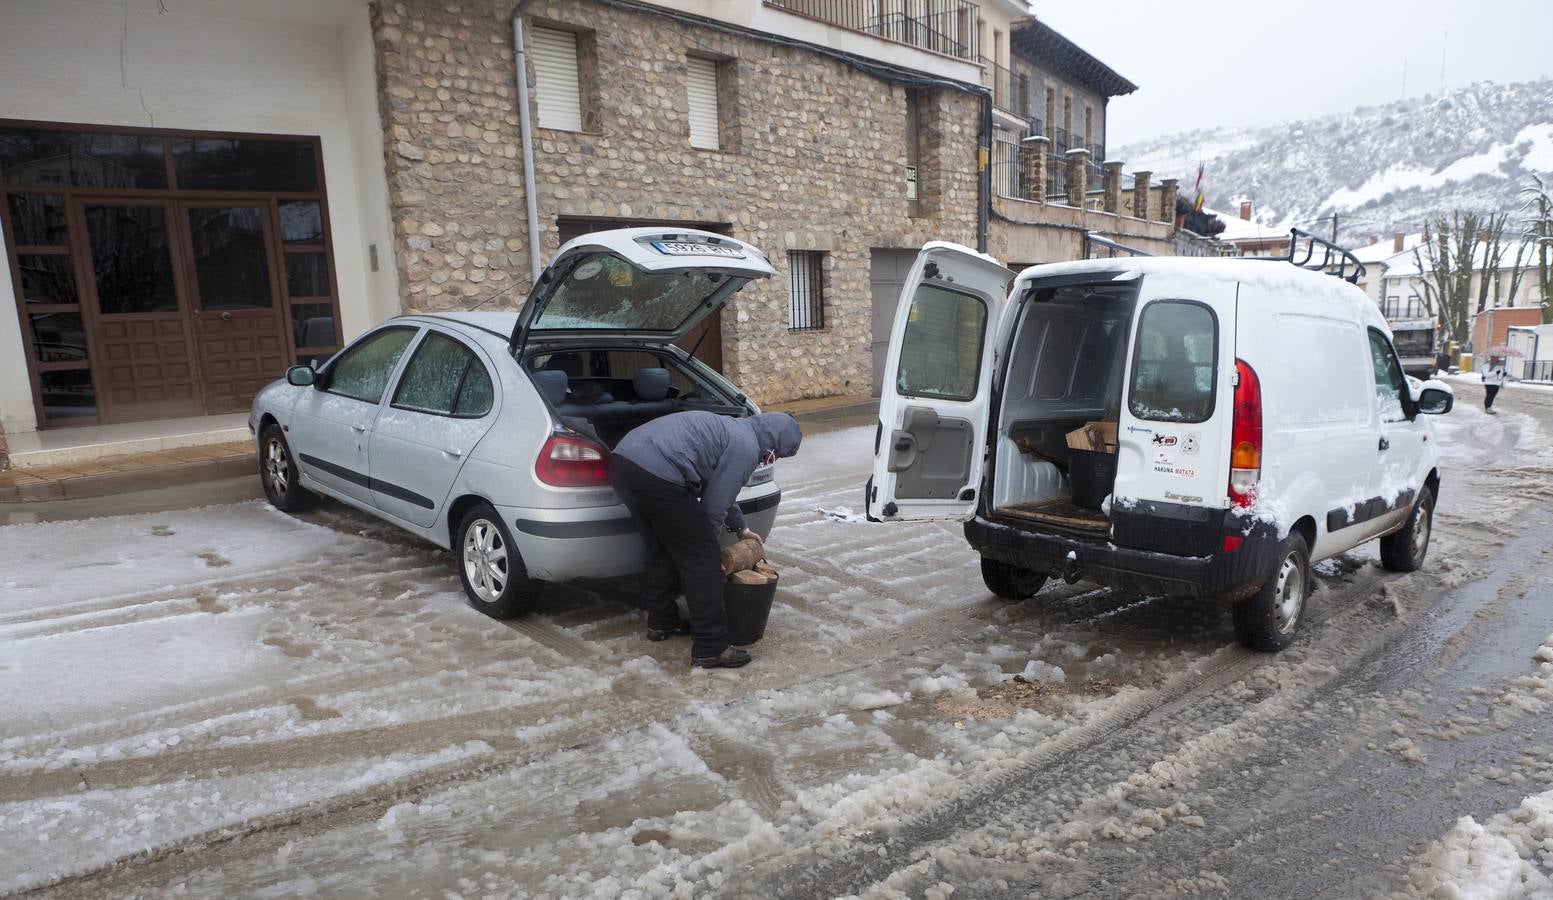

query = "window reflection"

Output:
[[17, 255, 77, 305], [0, 128, 166, 188], [39, 369, 96, 419], [7, 194, 69, 245], [84, 205, 179, 314], [171, 138, 317, 192], [29, 312, 87, 362]]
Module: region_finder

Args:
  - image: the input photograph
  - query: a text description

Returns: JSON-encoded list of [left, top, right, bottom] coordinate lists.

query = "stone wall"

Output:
[[372, 0, 982, 404], [990, 195, 1175, 267]]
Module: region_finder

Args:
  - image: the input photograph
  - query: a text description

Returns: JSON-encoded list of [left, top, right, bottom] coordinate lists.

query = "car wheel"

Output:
[[981, 557, 1048, 601], [456, 504, 533, 618], [259, 424, 311, 513], [1379, 485, 1434, 573], [1232, 532, 1310, 652]]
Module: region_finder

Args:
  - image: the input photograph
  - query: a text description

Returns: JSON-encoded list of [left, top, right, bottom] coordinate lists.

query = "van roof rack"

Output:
[[1085, 232, 1153, 258], [1270, 228, 1366, 284]]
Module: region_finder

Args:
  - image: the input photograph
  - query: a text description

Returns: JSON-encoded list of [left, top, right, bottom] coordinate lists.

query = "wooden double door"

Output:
[[72, 197, 290, 421]]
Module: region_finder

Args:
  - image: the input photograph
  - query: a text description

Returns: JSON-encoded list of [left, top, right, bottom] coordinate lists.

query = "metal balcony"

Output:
[[765, 0, 981, 60]]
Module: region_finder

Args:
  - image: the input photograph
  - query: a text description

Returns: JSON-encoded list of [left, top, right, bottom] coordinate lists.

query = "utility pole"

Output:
[[1331, 212, 1339, 243]]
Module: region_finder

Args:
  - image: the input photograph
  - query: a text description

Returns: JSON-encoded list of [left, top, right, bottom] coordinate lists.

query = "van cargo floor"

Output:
[[994, 498, 1109, 533]]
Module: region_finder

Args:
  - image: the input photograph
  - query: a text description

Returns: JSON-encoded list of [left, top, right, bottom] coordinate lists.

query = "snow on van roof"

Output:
[[1011, 256, 1390, 331]]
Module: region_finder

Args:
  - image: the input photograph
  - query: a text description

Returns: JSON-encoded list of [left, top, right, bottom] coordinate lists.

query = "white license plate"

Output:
[[653, 241, 744, 258]]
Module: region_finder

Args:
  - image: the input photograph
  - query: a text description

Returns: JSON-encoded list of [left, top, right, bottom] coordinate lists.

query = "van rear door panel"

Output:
[[868, 243, 1013, 522], [1112, 281, 1238, 523]]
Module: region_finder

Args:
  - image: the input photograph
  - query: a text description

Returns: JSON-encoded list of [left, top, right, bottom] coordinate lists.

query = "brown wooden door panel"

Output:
[[182, 202, 291, 414], [78, 200, 203, 423]]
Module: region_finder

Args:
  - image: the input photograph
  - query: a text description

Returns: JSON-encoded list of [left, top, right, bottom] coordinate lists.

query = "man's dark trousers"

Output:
[[610, 455, 730, 658]]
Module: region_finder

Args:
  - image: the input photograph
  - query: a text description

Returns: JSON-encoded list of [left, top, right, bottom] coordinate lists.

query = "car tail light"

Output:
[[1228, 358, 1262, 509], [536, 434, 610, 487]]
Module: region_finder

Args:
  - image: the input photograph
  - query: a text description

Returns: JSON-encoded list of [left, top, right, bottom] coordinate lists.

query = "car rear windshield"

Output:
[[1128, 299, 1217, 423], [533, 252, 748, 333]]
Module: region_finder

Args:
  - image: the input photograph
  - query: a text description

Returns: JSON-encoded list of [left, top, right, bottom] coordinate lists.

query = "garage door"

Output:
[[869, 249, 918, 396]]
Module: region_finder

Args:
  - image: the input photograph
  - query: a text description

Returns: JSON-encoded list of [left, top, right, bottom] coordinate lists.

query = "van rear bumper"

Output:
[[964, 514, 1282, 600]]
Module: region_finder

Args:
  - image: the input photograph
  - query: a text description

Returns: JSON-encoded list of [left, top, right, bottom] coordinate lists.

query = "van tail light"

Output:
[[1228, 358, 1262, 509], [536, 434, 610, 487]]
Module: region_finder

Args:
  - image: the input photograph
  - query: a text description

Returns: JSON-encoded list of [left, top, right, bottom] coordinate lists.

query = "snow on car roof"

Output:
[[1013, 255, 1387, 329]]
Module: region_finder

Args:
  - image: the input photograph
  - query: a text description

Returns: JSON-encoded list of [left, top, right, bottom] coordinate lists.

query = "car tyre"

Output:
[[1379, 485, 1434, 573], [259, 424, 311, 513], [981, 557, 1047, 601], [1232, 532, 1310, 652], [456, 503, 533, 618]]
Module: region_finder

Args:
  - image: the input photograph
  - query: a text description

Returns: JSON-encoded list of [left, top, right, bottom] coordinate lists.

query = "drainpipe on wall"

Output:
[[978, 93, 991, 254], [511, 4, 543, 287]]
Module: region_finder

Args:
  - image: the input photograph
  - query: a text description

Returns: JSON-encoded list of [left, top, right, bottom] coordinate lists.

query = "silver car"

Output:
[[248, 228, 782, 617]]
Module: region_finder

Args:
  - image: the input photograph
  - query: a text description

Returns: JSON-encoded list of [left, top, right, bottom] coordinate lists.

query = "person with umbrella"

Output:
[[1482, 355, 1508, 413]]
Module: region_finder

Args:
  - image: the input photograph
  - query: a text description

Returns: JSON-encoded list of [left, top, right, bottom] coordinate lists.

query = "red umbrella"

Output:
[[1484, 345, 1525, 358]]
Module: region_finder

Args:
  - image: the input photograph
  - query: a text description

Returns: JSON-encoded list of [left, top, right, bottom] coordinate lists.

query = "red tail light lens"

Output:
[[1229, 358, 1262, 509], [535, 434, 610, 487]]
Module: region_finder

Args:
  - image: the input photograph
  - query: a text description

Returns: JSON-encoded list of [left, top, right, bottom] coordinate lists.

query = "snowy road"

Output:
[[3, 386, 1552, 898]]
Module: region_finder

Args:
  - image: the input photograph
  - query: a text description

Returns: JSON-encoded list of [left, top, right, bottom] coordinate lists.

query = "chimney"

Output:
[[1393, 232, 1404, 252], [1239, 201, 1252, 221]]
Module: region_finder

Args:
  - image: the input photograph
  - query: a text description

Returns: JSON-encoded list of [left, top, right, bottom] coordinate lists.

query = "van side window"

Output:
[[1367, 329, 1410, 422], [1129, 300, 1217, 423], [896, 284, 986, 401]]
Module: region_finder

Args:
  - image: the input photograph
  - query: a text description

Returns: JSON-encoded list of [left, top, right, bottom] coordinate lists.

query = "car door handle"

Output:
[[444, 446, 463, 457], [1378, 437, 1390, 451], [352, 424, 367, 433]]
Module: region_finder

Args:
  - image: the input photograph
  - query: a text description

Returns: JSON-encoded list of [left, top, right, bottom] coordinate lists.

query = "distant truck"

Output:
[[1389, 318, 1438, 378]]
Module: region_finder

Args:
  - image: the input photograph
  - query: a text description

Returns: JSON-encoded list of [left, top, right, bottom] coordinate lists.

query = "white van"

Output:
[[866, 243, 1455, 650]]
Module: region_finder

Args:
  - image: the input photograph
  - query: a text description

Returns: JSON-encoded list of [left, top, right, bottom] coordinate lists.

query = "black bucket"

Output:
[[724, 572, 777, 646], [1068, 448, 1118, 510]]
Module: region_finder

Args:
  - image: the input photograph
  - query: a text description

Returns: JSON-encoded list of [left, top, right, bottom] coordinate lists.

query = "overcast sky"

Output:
[[1034, 0, 1553, 148]]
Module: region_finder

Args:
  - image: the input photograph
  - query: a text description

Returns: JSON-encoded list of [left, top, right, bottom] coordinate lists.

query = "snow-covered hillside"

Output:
[[1115, 80, 1553, 243]]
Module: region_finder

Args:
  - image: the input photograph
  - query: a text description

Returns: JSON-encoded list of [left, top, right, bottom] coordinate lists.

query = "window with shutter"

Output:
[[532, 27, 583, 132], [686, 56, 720, 151]]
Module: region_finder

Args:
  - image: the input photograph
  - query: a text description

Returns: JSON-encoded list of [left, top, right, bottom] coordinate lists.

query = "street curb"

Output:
[[0, 456, 256, 503], [776, 399, 879, 424]]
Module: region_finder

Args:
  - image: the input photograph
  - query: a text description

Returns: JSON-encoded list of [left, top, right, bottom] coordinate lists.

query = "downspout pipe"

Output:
[[511, 4, 543, 286], [978, 92, 991, 254]]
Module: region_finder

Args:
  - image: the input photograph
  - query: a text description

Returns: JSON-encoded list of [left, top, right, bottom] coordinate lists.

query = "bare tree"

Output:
[[1522, 174, 1553, 323], [1413, 212, 1480, 344]]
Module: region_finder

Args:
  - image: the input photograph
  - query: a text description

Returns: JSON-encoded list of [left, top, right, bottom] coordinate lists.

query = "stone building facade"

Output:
[[371, 0, 983, 405]]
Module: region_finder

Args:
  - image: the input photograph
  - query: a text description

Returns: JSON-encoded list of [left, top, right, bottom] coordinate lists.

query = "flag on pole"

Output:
[[1193, 162, 1206, 213]]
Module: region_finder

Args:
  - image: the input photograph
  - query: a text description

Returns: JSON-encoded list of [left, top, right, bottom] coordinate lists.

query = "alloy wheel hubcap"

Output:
[[265, 438, 289, 496], [463, 519, 508, 603], [1273, 552, 1304, 634]]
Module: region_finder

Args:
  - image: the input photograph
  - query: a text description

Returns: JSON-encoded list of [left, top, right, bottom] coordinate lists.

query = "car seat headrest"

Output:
[[533, 369, 568, 406], [633, 367, 671, 402]]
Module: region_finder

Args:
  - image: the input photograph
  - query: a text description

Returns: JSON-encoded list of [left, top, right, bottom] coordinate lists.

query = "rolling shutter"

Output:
[[532, 27, 582, 132], [686, 56, 720, 151]]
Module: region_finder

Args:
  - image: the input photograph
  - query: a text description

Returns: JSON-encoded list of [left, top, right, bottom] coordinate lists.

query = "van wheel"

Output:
[[1232, 533, 1310, 651], [456, 504, 533, 619], [1379, 485, 1434, 573], [981, 557, 1047, 601]]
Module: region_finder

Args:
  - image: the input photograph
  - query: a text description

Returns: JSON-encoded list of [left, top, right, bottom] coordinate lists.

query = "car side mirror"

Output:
[[286, 365, 316, 387], [1415, 387, 1453, 415]]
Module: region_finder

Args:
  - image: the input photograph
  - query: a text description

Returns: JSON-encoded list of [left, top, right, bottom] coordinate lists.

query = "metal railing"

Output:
[[981, 58, 1034, 117], [992, 136, 1022, 198], [765, 0, 980, 59]]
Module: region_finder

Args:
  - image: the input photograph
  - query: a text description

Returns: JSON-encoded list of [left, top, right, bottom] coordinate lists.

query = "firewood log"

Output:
[[719, 537, 764, 575]]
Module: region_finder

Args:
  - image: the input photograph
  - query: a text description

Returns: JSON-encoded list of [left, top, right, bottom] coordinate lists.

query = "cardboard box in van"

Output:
[[1065, 421, 1117, 453]]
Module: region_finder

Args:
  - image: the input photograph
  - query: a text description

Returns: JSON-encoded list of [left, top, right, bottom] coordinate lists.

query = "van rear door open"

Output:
[[868, 243, 1013, 522]]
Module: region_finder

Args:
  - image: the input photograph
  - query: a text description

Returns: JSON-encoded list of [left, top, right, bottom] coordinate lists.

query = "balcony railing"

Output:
[[981, 58, 1034, 118], [765, 0, 981, 59]]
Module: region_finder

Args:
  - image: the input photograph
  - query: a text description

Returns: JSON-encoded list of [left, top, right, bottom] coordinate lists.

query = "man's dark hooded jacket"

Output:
[[614, 411, 802, 533]]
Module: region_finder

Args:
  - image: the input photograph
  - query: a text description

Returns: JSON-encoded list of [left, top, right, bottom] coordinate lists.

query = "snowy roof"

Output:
[[1206, 207, 1289, 245], [1011, 256, 1384, 329]]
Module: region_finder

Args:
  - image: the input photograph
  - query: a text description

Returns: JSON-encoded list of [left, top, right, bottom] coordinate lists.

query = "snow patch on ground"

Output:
[[1399, 788, 1553, 899]]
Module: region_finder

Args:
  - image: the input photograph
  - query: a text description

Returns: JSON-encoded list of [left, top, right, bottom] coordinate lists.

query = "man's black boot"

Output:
[[692, 647, 752, 669]]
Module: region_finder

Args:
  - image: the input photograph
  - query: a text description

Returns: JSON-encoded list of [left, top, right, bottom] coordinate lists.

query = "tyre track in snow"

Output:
[[741, 562, 1403, 899], [8, 580, 1052, 898]]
